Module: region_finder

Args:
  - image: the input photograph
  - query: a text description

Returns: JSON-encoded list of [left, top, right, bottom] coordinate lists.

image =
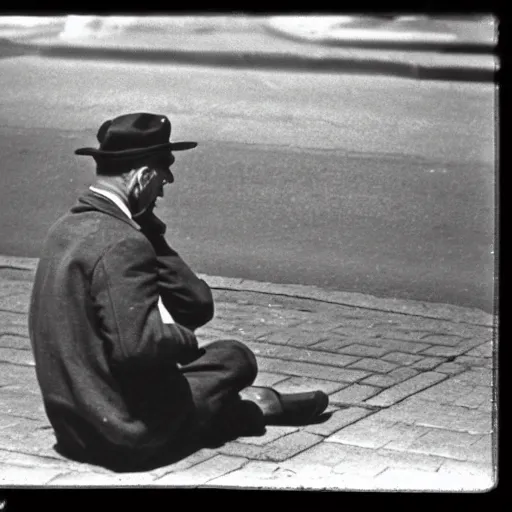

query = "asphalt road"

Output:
[[0, 55, 496, 312]]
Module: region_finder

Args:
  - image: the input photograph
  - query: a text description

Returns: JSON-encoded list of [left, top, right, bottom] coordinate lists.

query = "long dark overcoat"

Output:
[[29, 190, 214, 464]]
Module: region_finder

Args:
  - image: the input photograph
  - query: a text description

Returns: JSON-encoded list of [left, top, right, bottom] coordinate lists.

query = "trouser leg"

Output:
[[179, 339, 261, 438]]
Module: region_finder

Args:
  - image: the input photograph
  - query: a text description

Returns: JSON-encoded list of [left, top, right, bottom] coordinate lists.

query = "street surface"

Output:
[[0, 55, 496, 312]]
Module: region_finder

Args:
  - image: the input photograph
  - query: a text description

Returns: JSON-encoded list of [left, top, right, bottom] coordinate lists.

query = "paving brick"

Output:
[[256, 314, 300, 329], [419, 333, 465, 346], [372, 467, 485, 492], [365, 372, 447, 407], [454, 368, 494, 387], [414, 378, 476, 404], [454, 355, 493, 369], [401, 429, 486, 461], [305, 407, 372, 436], [333, 458, 388, 477], [0, 311, 28, 331], [326, 416, 425, 449], [308, 338, 355, 351], [0, 381, 41, 396], [259, 431, 323, 462], [154, 455, 248, 486], [0, 335, 30, 350], [465, 434, 495, 463], [382, 352, 422, 366], [253, 371, 288, 387], [358, 337, 431, 354], [317, 442, 443, 475], [337, 344, 389, 358], [420, 345, 471, 358], [206, 460, 296, 488], [0, 281, 30, 298], [283, 440, 357, 468], [261, 330, 329, 347], [329, 385, 380, 405], [465, 343, 494, 358], [0, 389, 46, 420], [0, 347, 34, 366], [237, 326, 276, 340], [360, 374, 397, 388], [411, 356, 445, 370], [384, 427, 441, 456], [319, 443, 386, 477], [377, 397, 493, 434], [0, 448, 93, 473], [246, 341, 359, 368], [0, 294, 29, 314], [0, 462, 64, 485], [453, 385, 493, 409], [297, 320, 343, 333], [0, 424, 58, 458], [371, 328, 430, 342], [217, 441, 268, 460], [330, 326, 371, 338], [478, 400, 494, 413], [331, 315, 370, 328], [273, 376, 347, 395], [0, 326, 29, 338], [376, 447, 446, 472], [0, 363, 38, 388], [238, 425, 298, 446], [387, 367, 419, 382], [434, 362, 466, 374], [347, 358, 398, 374], [256, 356, 368, 383], [149, 449, 218, 478], [437, 458, 495, 484], [0, 414, 19, 430]]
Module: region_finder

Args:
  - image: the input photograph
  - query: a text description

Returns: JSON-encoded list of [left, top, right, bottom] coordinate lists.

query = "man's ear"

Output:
[[126, 166, 150, 198]]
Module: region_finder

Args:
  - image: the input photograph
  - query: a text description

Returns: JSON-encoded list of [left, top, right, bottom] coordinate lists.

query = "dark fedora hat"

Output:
[[74, 112, 197, 159]]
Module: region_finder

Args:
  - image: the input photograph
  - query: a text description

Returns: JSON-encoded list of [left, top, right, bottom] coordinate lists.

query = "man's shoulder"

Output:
[[45, 208, 151, 264]]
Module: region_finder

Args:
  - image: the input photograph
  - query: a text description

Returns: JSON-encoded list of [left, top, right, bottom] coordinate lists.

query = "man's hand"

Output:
[[133, 208, 167, 238]]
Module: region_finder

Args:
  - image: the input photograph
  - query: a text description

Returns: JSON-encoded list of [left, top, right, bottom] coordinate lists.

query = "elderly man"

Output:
[[29, 112, 328, 471]]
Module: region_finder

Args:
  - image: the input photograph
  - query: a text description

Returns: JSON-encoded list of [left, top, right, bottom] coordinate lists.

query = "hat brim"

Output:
[[74, 141, 197, 158]]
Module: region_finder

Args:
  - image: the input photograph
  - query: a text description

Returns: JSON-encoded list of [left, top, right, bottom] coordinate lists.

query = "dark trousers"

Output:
[[178, 339, 260, 441], [55, 339, 259, 471]]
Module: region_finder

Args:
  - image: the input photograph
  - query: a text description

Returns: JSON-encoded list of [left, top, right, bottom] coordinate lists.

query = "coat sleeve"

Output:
[[148, 234, 215, 331], [91, 235, 200, 367]]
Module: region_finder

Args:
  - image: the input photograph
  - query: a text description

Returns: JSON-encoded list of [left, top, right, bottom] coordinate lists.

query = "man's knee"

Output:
[[207, 339, 258, 388]]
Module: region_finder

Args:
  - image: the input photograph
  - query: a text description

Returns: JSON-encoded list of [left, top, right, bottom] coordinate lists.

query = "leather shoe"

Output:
[[241, 386, 329, 426]]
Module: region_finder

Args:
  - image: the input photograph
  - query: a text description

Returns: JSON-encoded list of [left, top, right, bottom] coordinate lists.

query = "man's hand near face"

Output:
[[129, 166, 214, 333]]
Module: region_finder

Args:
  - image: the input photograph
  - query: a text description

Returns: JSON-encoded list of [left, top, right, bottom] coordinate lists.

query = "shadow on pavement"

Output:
[[52, 411, 334, 474]]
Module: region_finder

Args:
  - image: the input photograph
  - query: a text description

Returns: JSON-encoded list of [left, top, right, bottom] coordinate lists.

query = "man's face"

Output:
[[128, 153, 175, 216], [152, 152, 175, 207]]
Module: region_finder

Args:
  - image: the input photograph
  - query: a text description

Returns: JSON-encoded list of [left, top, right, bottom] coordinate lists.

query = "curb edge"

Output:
[[0, 256, 496, 326]]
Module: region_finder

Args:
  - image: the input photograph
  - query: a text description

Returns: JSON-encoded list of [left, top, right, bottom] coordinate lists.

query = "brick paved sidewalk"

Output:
[[0, 258, 497, 491]]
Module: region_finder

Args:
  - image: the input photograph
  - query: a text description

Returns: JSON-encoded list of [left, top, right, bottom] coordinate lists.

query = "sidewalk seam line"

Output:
[[363, 372, 450, 407], [263, 436, 325, 463], [201, 457, 252, 485], [248, 351, 363, 368], [0, 447, 66, 463], [0, 360, 34, 368], [151, 453, 219, 479], [254, 356, 369, 382]]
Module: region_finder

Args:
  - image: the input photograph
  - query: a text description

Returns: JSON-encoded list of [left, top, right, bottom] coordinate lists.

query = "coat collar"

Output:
[[72, 189, 141, 231]]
